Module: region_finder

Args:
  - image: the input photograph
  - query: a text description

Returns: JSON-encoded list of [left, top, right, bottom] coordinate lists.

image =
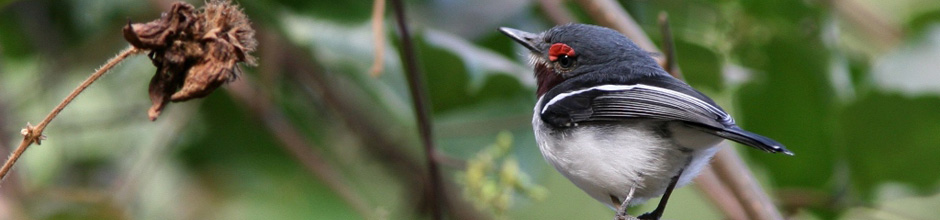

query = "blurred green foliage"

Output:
[[2, 0, 940, 219]]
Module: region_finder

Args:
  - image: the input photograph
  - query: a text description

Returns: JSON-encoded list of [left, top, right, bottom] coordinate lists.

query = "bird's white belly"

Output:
[[532, 110, 721, 208]]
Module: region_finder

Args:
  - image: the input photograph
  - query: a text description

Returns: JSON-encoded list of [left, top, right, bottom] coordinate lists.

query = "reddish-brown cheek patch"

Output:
[[548, 43, 575, 61], [534, 64, 564, 97]]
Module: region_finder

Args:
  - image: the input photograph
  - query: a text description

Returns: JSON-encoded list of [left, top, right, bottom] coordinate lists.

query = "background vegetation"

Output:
[[1, 0, 939, 219]]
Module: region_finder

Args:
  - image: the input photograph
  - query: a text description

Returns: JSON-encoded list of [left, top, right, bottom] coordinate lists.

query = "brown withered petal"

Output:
[[125, 0, 257, 121], [170, 56, 237, 101], [147, 68, 174, 121], [123, 3, 196, 49]]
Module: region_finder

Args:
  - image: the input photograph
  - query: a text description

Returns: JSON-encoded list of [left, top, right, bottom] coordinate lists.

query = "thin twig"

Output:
[[0, 46, 142, 184], [370, 0, 387, 77], [389, 0, 446, 218], [537, 0, 575, 25]]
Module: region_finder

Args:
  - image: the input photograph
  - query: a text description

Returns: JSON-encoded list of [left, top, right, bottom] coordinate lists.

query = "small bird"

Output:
[[499, 24, 792, 219]]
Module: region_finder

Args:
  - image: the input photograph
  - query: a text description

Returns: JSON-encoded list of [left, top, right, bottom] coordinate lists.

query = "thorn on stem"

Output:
[[20, 122, 46, 145]]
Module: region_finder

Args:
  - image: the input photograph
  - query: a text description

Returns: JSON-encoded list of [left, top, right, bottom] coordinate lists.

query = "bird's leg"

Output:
[[638, 157, 691, 220], [613, 186, 638, 220]]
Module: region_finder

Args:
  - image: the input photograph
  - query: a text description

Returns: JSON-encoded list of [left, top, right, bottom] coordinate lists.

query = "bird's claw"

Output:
[[613, 186, 639, 220]]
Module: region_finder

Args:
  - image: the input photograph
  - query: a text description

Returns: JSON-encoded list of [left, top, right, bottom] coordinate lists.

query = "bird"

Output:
[[498, 24, 792, 220]]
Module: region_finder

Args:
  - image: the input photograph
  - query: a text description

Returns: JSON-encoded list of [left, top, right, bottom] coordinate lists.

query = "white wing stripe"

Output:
[[541, 84, 734, 123]]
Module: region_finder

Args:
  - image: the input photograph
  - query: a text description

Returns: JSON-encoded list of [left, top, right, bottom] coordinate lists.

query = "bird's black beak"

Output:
[[498, 27, 541, 53]]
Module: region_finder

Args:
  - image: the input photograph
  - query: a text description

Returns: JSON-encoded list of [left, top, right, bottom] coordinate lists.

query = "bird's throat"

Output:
[[535, 64, 564, 97]]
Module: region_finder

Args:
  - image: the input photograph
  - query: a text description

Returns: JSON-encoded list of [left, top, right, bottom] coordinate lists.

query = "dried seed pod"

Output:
[[124, 0, 257, 121]]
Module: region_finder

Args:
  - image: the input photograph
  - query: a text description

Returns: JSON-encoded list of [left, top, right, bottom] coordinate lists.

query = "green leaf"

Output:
[[737, 34, 836, 189], [675, 39, 723, 91], [416, 33, 531, 114], [905, 9, 940, 39], [839, 92, 940, 198]]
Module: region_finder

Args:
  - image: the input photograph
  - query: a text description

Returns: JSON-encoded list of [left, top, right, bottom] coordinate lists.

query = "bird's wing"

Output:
[[539, 84, 791, 154], [539, 84, 732, 128]]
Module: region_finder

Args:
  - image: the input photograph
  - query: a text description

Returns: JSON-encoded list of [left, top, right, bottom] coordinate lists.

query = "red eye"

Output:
[[548, 43, 575, 62]]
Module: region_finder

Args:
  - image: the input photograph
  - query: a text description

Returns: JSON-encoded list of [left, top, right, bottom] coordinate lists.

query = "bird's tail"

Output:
[[715, 127, 793, 155]]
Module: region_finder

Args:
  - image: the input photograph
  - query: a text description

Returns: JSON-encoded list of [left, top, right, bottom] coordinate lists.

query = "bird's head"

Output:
[[499, 24, 657, 97]]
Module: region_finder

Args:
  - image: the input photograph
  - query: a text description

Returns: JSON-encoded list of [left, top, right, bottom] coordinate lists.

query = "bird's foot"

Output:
[[613, 186, 639, 220]]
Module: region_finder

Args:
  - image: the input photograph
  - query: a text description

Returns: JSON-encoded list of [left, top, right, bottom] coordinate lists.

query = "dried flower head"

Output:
[[124, 0, 257, 121]]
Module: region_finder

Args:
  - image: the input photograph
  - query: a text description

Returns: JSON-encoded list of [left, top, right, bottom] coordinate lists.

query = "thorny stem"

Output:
[[0, 46, 142, 185], [389, 0, 445, 219]]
